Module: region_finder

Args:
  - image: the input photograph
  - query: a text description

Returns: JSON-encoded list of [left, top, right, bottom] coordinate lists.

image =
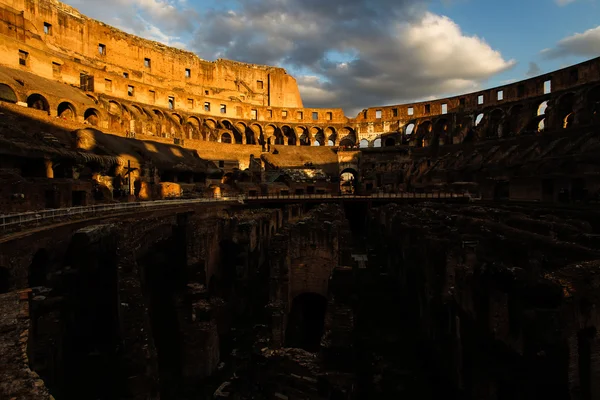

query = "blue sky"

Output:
[[65, 0, 600, 116]]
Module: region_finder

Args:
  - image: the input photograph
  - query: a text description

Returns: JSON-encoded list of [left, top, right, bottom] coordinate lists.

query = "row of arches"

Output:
[[5, 83, 600, 148]]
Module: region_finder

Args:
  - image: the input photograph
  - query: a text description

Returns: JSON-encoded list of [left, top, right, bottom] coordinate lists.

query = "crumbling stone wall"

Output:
[[370, 202, 600, 399]]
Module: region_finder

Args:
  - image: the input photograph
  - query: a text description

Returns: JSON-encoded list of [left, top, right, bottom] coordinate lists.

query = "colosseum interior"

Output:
[[1, 0, 600, 399]]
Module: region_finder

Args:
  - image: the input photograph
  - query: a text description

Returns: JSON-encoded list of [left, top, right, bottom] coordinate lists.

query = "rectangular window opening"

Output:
[[205, 90, 210, 95], [570, 69, 579, 83], [441, 103, 448, 114], [326, 112, 332, 120], [220, 104, 227, 114], [477, 95, 484, 105], [257, 80, 264, 89], [392, 108, 398, 117], [218, 161, 224, 168], [267, 109, 273, 118], [187, 98, 194, 109], [123, 72, 129, 79], [149, 90, 156, 103], [98, 43, 106, 56], [407, 107, 414, 116], [168, 96, 175, 110], [517, 84, 525, 97], [52, 62, 61, 76], [19, 50, 28, 66], [185, 68, 191, 78], [44, 22, 52, 35], [376, 110, 382, 119], [105, 78, 112, 92], [251, 109, 257, 120], [128, 85, 135, 97], [144, 58, 151, 68], [312, 111, 319, 120], [425, 104, 431, 114], [297, 111, 303, 120], [204, 102, 211, 112], [282, 110, 288, 118], [459, 98, 466, 106], [544, 79, 552, 94], [497, 90, 504, 101]]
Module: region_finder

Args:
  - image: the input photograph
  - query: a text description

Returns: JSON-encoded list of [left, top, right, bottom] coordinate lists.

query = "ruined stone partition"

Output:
[[268, 204, 346, 349], [368, 202, 600, 399], [0, 202, 287, 399]]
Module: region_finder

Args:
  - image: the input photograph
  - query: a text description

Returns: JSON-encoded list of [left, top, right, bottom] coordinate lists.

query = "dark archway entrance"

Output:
[[340, 168, 359, 195], [285, 292, 328, 352]]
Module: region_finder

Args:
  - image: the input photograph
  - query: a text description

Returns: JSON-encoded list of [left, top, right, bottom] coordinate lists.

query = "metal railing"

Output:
[[1, 192, 473, 231], [0, 197, 242, 231]]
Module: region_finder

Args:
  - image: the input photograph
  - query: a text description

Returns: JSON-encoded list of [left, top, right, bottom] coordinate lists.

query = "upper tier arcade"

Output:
[[0, 0, 598, 149]]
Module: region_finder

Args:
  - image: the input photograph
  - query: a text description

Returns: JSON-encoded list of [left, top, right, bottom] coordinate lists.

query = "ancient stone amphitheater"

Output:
[[1, 1, 600, 399]]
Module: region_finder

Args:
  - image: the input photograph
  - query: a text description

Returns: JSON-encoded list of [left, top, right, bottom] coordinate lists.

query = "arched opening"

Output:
[[285, 292, 328, 352], [58, 101, 76, 120], [282, 126, 296, 145], [313, 140, 321, 146], [298, 131, 309, 146], [538, 118, 546, 132], [221, 120, 243, 144], [29, 249, 49, 287], [0, 267, 10, 294], [27, 93, 50, 112], [221, 132, 232, 144], [475, 113, 484, 126], [325, 127, 337, 146], [327, 140, 334, 146], [508, 105, 524, 135], [339, 138, 355, 147], [537, 101, 548, 116], [404, 123, 415, 144], [84, 108, 100, 126], [556, 93, 575, 129], [187, 116, 202, 140], [433, 118, 449, 145], [384, 137, 396, 147], [415, 121, 432, 147], [359, 139, 369, 148], [0, 83, 18, 103], [313, 129, 325, 146], [564, 113, 575, 128], [373, 138, 382, 148], [488, 109, 504, 138], [340, 168, 358, 195]]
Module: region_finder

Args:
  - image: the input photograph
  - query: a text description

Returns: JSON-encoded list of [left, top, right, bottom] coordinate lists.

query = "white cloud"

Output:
[[65, 0, 515, 116], [541, 25, 600, 59]]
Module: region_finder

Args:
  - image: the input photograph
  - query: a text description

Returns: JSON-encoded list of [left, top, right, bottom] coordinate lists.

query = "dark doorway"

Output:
[[285, 292, 328, 352]]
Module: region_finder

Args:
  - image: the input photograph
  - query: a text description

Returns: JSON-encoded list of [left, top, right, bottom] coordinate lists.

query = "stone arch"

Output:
[[250, 123, 264, 145], [537, 101, 548, 116], [220, 132, 232, 144], [339, 127, 356, 146], [359, 139, 369, 148], [309, 127, 322, 145], [204, 118, 217, 130], [280, 125, 295, 145], [487, 109, 504, 138], [325, 127, 337, 146], [404, 123, 416, 145], [57, 101, 76, 120], [186, 116, 202, 140], [0, 83, 18, 103], [292, 125, 306, 146], [27, 93, 50, 112], [84, 108, 101, 126], [555, 92, 575, 129], [508, 104, 525, 135], [313, 128, 325, 146], [298, 130, 311, 146], [131, 104, 145, 117], [373, 138, 382, 147], [433, 118, 449, 145], [108, 100, 122, 116], [414, 120, 432, 147], [86, 94, 99, 104], [340, 167, 358, 194], [171, 113, 183, 125], [220, 119, 242, 144]]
